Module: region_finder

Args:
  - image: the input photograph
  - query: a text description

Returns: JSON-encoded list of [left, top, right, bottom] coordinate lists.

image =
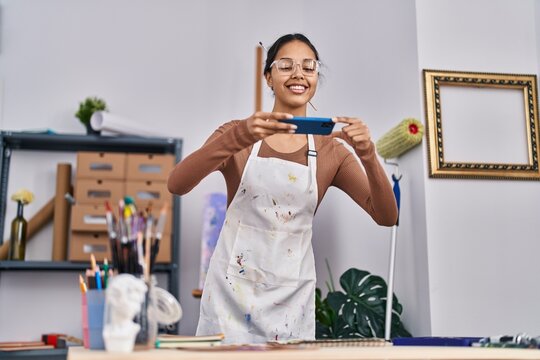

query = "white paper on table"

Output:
[[90, 111, 166, 137]]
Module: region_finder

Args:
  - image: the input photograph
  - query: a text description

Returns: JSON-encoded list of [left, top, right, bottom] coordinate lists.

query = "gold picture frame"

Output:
[[423, 69, 540, 180]]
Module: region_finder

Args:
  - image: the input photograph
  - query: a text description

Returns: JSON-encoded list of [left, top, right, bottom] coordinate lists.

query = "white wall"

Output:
[[304, 0, 430, 336], [0, 0, 424, 340], [416, 0, 540, 336]]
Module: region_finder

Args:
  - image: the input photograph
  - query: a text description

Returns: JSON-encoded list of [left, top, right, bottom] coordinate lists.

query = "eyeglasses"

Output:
[[270, 58, 320, 77]]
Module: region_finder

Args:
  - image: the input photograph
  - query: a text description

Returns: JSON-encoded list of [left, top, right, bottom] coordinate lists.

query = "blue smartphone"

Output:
[[281, 117, 335, 135]]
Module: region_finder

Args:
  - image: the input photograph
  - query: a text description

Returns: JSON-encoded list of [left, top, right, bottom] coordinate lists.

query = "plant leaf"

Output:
[[315, 288, 334, 328], [316, 268, 411, 339]]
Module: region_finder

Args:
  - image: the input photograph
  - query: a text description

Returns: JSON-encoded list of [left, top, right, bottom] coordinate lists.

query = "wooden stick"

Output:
[[0, 341, 47, 348], [255, 46, 263, 112], [0, 197, 55, 260]]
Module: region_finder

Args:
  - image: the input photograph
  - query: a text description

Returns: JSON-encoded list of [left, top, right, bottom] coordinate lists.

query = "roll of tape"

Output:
[[152, 287, 182, 325]]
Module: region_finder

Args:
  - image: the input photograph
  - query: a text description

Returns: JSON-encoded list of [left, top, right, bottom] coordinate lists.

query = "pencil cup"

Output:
[[86, 289, 106, 350], [81, 293, 89, 348]]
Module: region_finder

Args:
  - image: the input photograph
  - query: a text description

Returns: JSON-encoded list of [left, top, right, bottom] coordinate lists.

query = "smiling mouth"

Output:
[[287, 85, 307, 94]]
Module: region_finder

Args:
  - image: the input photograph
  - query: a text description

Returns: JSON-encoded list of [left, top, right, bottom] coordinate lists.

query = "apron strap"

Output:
[[307, 135, 317, 194], [239, 140, 263, 180], [250, 140, 263, 158]]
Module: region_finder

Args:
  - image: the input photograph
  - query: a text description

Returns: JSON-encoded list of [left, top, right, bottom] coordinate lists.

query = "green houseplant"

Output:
[[315, 267, 412, 339], [75, 96, 108, 135]]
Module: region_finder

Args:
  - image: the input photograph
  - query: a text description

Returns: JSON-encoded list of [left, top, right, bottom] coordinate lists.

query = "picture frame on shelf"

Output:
[[423, 69, 540, 180]]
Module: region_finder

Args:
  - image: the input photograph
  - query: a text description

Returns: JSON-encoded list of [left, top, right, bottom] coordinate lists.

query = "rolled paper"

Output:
[[90, 111, 166, 137], [52, 163, 72, 261], [376, 118, 424, 159]]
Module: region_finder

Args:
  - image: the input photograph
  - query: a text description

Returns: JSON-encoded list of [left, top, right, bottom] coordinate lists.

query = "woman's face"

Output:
[[266, 40, 319, 113]]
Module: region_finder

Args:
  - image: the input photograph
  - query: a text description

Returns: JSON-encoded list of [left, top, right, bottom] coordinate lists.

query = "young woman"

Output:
[[167, 33, 398, 344]]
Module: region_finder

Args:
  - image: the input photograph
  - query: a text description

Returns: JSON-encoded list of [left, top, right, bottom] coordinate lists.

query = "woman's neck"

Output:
[[264, 132, 307, 154], [272, 104, 307, 116]]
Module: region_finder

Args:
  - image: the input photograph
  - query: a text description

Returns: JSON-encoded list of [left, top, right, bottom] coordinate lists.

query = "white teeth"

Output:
[[288, 85, 306, 94]]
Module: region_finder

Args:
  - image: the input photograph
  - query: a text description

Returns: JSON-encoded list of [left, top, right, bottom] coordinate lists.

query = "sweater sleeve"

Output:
[[167, 120, 256, 195], [331, 141, 398, 226]]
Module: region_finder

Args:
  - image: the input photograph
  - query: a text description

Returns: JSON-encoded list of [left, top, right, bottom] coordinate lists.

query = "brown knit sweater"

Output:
[[168, 120, 398, 226]]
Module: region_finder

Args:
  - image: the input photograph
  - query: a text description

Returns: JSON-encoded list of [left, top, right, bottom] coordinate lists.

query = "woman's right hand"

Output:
[[244, 112, 297, 140]]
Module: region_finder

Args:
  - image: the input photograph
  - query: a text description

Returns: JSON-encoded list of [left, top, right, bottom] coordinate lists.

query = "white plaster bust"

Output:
[[103, 274, 148, 353]]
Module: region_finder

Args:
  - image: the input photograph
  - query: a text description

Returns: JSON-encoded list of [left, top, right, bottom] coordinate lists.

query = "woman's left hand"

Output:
[[331, 117, 372, 152]]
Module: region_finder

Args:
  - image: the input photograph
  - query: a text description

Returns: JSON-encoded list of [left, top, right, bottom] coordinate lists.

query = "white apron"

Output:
[[197, 135, 318, 344]]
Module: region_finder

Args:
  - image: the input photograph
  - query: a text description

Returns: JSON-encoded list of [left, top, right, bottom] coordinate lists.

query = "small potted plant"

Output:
[[76, 96, 108, 135]]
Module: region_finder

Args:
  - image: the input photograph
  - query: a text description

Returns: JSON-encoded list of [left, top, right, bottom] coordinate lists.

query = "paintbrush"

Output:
[[150, 203, 168, 272], [104, 201, 120, 271]]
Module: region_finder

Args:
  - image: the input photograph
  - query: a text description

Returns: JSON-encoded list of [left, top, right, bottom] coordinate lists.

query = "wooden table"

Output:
[[68, 345, 540, 359]]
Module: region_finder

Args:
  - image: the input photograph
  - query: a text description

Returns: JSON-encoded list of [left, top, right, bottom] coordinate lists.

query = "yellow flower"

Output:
[[11, 189, 35, 205]]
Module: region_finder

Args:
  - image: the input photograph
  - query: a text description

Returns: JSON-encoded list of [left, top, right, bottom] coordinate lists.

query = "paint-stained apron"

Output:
[[196, 135, 318, 344]]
